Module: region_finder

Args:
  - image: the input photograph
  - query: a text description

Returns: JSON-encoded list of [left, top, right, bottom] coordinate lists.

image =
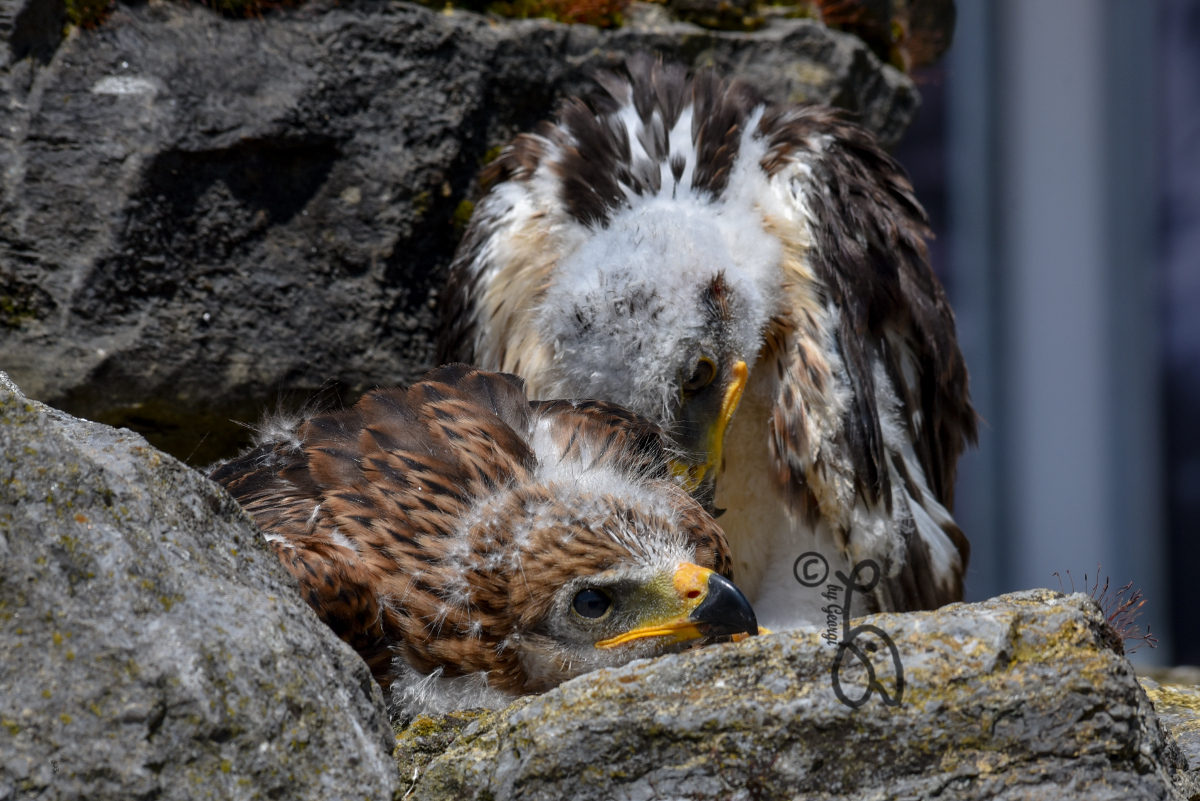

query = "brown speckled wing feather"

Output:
[[211, 365, 538, 686], [214, 365, 734, 694]]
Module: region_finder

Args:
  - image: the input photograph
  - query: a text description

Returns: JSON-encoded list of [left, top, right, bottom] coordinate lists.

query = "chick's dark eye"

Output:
[[572, 588, 611, 619], [682, 357, 716, 393]]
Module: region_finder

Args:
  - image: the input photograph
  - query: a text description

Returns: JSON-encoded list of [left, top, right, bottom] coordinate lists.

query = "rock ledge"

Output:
[[396, 590, 1198, 801]]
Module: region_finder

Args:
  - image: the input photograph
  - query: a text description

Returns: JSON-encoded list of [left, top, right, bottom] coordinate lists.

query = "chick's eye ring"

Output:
[[682, 357, 717, 393], [572, 588, 612, 619]]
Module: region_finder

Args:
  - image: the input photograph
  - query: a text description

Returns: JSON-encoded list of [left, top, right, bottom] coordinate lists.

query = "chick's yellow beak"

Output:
[[595, 563, 758, 650], [670, 360, 748, 493]]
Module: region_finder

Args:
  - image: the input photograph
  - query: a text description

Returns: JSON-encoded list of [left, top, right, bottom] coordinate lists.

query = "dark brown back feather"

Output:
[[756, 105, 977, 512], [757, 105, 976, 606]]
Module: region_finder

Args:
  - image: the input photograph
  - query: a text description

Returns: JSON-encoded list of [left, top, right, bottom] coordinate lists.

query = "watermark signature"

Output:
[[793, 552, 904, 709]]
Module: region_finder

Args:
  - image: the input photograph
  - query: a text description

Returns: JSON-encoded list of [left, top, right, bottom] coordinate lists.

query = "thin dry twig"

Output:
[[1055, 565, 1158, 654]]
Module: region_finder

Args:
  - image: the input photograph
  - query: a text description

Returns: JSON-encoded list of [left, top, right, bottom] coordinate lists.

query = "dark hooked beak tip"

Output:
[[689, 573, 758, 638]]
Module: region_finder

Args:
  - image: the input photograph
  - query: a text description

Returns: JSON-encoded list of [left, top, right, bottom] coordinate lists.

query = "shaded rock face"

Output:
[[0, 0, 916, 467], [0, 374, 398, 800], [396, 590, 1196, 801]]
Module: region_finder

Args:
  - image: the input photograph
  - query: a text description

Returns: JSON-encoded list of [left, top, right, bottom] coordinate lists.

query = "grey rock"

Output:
[[1142, 679, 1200, 794], [0, 0, 916, 467], [395, 590, 1196, 801], [1144, 666, 1200, 687], [0, 373, 398, 800]]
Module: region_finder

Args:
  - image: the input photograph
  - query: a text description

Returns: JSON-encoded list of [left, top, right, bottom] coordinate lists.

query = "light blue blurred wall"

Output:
[[946, 0, 1169, 662], [1159, 0, 1200, 666]]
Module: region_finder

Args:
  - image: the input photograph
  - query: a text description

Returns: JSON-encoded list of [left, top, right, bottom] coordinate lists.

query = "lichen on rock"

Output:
[[1143, 679, 1200, 796]]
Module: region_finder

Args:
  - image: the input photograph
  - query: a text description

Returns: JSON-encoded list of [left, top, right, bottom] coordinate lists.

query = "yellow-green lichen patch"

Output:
[[1145, 683, 1200, 713], [402, 715, 444, 740], [453, 200, 475, 235], [0, 293, 43, 329], [412, 191, 432, 218], [481, 146, 504, 166], [159, 593, 185, 612], [393, 707, 506, 784]]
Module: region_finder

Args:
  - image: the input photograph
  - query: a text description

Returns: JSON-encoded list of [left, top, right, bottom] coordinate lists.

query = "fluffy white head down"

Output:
[[535, 191, 781, 421], [532, 108, 782, 422], [528, 414, 694, 567]]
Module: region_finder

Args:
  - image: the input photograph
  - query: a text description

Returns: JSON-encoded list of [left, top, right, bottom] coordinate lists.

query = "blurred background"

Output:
[[891, 0, 1199, 664]]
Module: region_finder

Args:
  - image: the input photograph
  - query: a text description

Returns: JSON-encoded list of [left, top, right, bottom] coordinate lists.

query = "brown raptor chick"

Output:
[[210, 364, 756, 721]]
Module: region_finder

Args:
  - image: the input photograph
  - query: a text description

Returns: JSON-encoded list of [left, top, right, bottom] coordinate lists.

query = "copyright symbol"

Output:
[[793, 551, 829, 587]]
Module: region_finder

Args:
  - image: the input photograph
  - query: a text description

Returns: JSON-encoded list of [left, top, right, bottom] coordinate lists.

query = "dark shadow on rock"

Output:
[[76, 139, 340, 318], [8, 0, 66, 65], [55, 367, 356, 468]]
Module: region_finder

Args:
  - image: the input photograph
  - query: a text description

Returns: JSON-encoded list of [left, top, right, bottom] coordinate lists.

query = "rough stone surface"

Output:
[[394, 590, 1196, 800], [1144, 679, 1200, 795], [0, 374, 398, 800], [0, 0, 916, 466]]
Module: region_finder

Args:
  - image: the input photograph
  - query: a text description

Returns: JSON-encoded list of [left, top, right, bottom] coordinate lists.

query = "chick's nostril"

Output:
[[688, 573, 757, 637]]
